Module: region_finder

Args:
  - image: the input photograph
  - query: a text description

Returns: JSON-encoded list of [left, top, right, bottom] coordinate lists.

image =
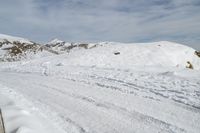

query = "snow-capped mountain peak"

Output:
[[0, 33, 33, 44], [0, 34, 55, 61], [0, 34, 200, 70], [48, 38, 65, 45]]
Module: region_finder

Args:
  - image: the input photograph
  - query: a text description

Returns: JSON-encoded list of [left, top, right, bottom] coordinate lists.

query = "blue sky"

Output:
[[0, 0, 200, 50]]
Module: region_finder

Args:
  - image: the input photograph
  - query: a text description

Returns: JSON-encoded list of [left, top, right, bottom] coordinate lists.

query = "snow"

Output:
[[0, 66, 200, 133], [45, 39, 71, 54], [0, 36, 200, 133], [11, 41, 199, 70], [0, 34, 32, 44], [47, 38, 65, 45], [0, 85, 65, 133], [0, 34, 56, 61]]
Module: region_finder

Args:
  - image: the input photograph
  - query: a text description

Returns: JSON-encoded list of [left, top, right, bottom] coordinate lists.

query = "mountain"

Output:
[[32, 41, 199, 70], [46, 38, 66, 46], [0, 34, 54, 61], [0, 34, 200, 70], [0, 34, 97, 61], [0, 34, 33, 44], [45, 38, 71, 53], [0, 34, 40, 61], [45, 39, 97, 54], [1, 34, 200, 133]]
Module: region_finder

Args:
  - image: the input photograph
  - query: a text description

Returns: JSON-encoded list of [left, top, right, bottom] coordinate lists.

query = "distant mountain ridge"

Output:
[[0, 34, 97, 61], [0, 34, 44, 61], [0, 34, 33, 44], [0, 33, 200, 70]]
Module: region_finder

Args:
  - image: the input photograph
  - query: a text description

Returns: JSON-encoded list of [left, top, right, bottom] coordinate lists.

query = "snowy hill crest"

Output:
[[0, 33, 200, 70], [48, 38, 65, 45], [0, 34, 53, 61]]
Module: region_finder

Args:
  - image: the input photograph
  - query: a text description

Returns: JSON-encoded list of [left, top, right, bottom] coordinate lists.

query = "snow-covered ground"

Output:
[[0, 85, 65, 133], [0, 37, 200, 133]]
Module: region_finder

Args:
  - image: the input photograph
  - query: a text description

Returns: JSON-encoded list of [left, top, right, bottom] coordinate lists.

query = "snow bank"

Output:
[[0, 85, 65, 133]]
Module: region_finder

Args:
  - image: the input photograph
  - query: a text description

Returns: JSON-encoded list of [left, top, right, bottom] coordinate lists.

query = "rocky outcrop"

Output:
[[0, 35, 46, 61], [45, 39, 97, 54], [195, 51, 200, 57]]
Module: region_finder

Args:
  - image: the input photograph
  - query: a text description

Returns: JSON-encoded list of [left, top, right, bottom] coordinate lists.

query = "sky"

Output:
[[0, 0, 200, 50]]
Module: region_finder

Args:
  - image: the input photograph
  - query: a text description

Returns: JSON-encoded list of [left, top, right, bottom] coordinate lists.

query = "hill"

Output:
[[0, 34, 200, 70]]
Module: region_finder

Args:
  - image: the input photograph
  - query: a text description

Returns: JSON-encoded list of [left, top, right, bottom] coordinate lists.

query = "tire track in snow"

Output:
[[60, 116, 87, 133], [64, 72, 200, 111], [0, 71, 199, 132], [40, 84, 186, 133]]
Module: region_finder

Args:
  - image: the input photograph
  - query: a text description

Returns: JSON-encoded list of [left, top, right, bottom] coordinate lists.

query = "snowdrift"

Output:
[[0, 85, 65, 133]]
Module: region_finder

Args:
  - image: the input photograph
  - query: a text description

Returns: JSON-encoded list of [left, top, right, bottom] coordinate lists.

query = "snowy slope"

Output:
[[10, 41, 200, 71], [45, 38, 71, 53], [0, 34, 33, 44], [45, 39, 97, 54], [0, 36, 200, 133], [0, 85, 65, 133], [0, 65, 200, 133], [0, 34, 55, 61], [1, 34, 199, 69], [59, 41, 200, 69], [48, 38, 65, 45]]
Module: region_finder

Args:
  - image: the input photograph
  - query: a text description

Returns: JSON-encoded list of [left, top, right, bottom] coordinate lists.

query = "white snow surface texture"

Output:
[[0, 34, 200, 133]]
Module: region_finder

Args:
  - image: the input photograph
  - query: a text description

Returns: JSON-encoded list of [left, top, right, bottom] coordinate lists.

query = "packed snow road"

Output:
[[0, 66, 200, 133]]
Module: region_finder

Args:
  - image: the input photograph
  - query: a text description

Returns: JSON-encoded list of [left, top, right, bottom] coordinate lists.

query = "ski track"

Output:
[[56, 67, 200, 110], [38, 83, 185, 133], [0, 66, 200, 133]]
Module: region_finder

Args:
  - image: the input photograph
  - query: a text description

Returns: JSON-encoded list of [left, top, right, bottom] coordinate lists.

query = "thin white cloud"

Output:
[[0, 0, 200, 50]]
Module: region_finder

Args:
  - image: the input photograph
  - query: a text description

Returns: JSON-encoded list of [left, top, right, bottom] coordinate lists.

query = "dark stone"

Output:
[[114, 52, 120, 55]]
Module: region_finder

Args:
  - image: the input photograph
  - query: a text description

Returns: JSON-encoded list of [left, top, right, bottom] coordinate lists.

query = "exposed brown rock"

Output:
[[195, 51, 200, 57], [186, 61, 194, 69]]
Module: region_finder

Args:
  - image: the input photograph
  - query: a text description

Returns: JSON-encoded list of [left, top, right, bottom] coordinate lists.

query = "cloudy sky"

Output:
[[0, 0, 200, 50]]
